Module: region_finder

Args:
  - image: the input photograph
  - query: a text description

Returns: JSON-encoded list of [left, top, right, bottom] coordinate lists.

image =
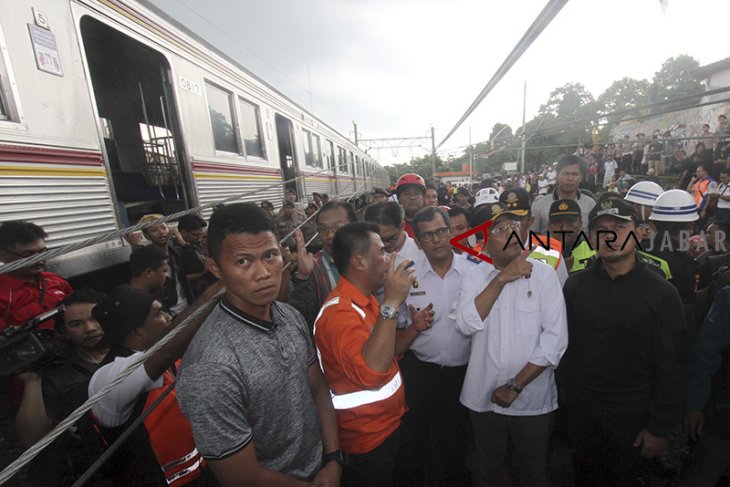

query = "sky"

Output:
[[147, 0, 730, 166]]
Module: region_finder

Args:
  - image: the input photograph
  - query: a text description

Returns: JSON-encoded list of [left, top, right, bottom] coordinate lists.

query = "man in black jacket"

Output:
[[562, 198, 689, 486]]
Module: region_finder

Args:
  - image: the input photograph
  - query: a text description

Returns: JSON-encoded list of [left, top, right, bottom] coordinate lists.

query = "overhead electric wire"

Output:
[[437, 0, 570, 149]]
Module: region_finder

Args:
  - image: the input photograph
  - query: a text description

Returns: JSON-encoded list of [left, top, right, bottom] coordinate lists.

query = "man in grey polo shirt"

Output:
[[531, 155, 596, 234], [177, 203, 342, 486]]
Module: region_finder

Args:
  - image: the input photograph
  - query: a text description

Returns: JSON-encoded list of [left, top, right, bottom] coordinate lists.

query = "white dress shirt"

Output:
[[456, 259, 568, 415], [398, 252, 473, 367]]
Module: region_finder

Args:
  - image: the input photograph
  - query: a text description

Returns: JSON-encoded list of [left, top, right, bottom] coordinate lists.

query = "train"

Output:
[[0, 0, 388, 279]]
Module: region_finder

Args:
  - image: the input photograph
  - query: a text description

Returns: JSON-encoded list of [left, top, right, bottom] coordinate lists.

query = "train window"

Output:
[[302, 128, 314, 166], [338, 147, 348, 173], [238, 97, 264, 158], [0, 91, 7, 121], [311, 133, 323, 168], [326, 140, 335, 170], [349, 151, 355, 173], [205, 82, 240, 154]]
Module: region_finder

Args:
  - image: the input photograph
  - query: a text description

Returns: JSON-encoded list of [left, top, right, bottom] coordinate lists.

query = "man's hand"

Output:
[[294, 229, 315, 280], [382, 254, 416, 307], [490, 384, 519, 408], [495, 249, 533, 286], [124, 231, 143, 246], [170, 227, 186, 246], [633, 429, 668, 458], [310, 462, 341, 487], [683, 410, 704, 441], [409, 303, 434, 332]]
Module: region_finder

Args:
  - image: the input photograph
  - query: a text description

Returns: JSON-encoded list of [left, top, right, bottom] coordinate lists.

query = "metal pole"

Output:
[[520, 81, 527, 173], [431, 126, 436, 180], [469, 127, 473, 183], [353, 121, 358, 147]]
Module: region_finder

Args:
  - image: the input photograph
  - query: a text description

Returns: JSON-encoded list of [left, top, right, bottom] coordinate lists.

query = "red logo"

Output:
[[450, 220, 494, 264]]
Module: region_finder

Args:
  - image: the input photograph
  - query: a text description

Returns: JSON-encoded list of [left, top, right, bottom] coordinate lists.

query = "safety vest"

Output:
[[569, 241, 672, 279], [95, 361, 205, 487], [144, 367, 205, 487], [691, 178, 713, 209]]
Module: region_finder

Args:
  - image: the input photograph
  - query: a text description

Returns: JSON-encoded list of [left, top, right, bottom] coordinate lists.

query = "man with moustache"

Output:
[[0, 220, 73, 332], [456, 204, 568, 487], [177, 203, 342, 486], [562, 198, 689, 486], [289, 200, 359, 328], [314, 222, 422, 487]]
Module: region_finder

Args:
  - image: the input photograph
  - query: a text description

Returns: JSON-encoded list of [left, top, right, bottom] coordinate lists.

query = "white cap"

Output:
[[474, 187, 500, 208]]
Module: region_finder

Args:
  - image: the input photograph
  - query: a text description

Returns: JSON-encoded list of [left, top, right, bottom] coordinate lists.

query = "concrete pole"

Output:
[[520, 81, 527, 173], [431, 126, 436, 180]]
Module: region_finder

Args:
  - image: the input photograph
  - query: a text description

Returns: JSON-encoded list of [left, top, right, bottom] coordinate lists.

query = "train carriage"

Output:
[[0, 0, 388, 279]]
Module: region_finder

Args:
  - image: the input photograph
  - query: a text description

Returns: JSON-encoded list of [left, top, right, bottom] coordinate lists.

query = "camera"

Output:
[[0, 307, 69, 376]]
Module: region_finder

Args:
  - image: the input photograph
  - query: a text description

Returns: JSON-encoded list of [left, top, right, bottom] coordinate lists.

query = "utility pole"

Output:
[[353, 121, 358, 147], [469, 127, 473, 182], [431, 126, 436, 180], [520, 81, 527, 173]]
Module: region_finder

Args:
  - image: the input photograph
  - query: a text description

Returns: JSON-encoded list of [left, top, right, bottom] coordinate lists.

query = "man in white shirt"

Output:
[[396, 206, 475, 486], [363, 201, 422, 267], [709, 168, 730, 225], [603, 156, 618, 188], [456, 207, 568, 487]]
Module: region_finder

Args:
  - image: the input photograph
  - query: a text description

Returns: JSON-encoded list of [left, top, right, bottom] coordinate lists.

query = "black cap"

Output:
[[260, 200, 274, 209], [588, 198, 637, 228], [92, 285, 155, 348], [498, 188, 530, 215], [372, 187, 389, 197], [549, 199, 581, 222], [283, 200, 295, 208]]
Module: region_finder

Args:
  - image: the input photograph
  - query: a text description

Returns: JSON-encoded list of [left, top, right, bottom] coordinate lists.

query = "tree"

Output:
[[650, 55, 705, 113], [539, 83, 596, 119], [488, 123, 514, 146], [597, 77, 651, 118]]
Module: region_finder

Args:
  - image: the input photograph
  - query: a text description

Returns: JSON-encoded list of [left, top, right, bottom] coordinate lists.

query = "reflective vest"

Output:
[[569, 241, 672, 279], [144, 367, 205, 486], [691, 177, 714, 209], [95, 361, 205, 487]]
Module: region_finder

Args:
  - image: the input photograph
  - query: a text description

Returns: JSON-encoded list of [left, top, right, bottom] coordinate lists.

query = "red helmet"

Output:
[[395, 173, 426, 196]]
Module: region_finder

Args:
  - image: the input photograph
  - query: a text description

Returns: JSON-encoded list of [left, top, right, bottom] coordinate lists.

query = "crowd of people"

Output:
[[2, 147, 730, 487]]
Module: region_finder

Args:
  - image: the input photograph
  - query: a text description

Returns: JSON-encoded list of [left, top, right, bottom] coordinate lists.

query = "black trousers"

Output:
[[567, 403, 654, 487], [343, 424, 402, 487], [398, 351, 470, 487], [470, 410, 553, 487]]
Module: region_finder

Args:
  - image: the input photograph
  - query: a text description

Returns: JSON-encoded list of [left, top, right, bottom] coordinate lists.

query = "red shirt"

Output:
[[403, 220, 416, 239], [0, 272, 73, 332], [314, 277, 406, 454]]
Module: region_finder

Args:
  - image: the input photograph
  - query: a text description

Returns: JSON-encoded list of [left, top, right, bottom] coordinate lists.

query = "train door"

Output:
[[79, 17, 190, 225], [275, 114, 300, 198]]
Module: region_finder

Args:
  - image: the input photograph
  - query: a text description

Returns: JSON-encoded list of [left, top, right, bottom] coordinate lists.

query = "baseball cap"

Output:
[[498, 188, 530, 216], [588, 198, 638, 228], [549, 199, 581, 222], [92, 285, 156, 348], [488, 202, 523, 223], [372, 187, 390, 197]]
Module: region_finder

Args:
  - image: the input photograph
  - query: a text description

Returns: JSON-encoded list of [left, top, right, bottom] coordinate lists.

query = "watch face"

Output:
[[380, 304, 397, 319]]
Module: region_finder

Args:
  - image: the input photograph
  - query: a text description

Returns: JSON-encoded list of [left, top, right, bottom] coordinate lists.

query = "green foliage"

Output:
[[649, 54, 704, 113], [384, 154, 446, 184]]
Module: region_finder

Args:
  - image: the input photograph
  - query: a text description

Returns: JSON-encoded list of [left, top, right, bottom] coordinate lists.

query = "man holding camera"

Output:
[[14, 290, 109, 486]]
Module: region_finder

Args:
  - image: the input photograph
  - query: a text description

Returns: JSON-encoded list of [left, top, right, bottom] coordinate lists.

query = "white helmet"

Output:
[[649, 189, 699, 222], [474, 187, 500, 208], [624, 181, 664, 207]]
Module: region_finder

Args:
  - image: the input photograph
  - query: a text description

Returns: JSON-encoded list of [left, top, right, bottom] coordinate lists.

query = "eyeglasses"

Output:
[[489, 221, 521, 236], [2, 247, 49, 259], [380, 233, 400, 247], [317, 223, 347, 235], [418, 227, 450, 242]]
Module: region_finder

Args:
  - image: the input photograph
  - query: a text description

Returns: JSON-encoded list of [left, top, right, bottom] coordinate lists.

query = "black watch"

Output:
[[323, 449, 348, 467]]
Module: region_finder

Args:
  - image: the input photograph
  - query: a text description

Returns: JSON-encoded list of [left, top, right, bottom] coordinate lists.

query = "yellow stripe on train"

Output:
[[0, 166, 107, 177]]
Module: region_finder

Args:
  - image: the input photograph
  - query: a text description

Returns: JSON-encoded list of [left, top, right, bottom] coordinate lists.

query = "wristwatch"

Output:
[[506, 378, 523, 394], [323, 449, 348, 467], [379, 304, 398, 320]]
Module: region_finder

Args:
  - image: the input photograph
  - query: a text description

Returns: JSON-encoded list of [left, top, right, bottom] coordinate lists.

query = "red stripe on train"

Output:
[[191, 161, 282, 175], [0, 145, 104, 166]]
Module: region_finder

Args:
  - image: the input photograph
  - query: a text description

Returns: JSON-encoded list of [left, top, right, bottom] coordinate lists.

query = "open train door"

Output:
[[275, 114, 301, 199], [80, 17, 191, 225]]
